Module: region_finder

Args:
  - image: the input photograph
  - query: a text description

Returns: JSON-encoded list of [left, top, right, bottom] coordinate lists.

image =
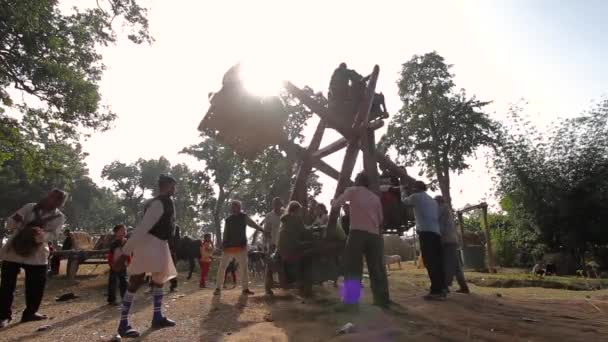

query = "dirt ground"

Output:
[[1, 262, 607, 342]]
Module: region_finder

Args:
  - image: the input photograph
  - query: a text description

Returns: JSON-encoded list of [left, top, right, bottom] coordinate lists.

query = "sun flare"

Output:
[[239, 58, 285, 97]]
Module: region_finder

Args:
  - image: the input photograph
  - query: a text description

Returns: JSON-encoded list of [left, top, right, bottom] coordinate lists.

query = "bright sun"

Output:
[[239, 58, 285, 97]]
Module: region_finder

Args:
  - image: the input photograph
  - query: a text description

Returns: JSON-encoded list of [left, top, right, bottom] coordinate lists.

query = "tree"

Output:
[[0, 0, 151, 144], [494, 99, 608, 265], [101, 157, 213, 235], [0, 129, 112, 239], [381, 52, 497, 206], [181, 139, 247, 247]]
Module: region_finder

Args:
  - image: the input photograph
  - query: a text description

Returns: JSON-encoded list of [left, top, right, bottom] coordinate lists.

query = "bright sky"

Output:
[[76, 0, 607, 214]]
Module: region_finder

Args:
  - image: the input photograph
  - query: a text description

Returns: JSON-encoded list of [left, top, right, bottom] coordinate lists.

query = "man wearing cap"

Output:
[[115, 175, 178, 338]]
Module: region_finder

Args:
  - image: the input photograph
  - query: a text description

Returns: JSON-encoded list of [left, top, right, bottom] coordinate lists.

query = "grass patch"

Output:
[[466, 272, 608, 291]]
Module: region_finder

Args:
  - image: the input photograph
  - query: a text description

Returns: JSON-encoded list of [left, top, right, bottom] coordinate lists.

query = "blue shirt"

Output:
[[400, 189, 440, 235]]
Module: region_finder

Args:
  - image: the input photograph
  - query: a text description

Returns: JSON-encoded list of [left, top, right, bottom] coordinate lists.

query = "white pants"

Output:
[[216, 249, 249, 290]]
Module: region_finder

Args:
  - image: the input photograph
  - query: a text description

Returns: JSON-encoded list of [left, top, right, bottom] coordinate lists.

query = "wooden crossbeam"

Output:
[[281, 141, 352, 186], [285, 82, 416, 187], [457, 202, 488, 214], [312, 120, 384, 160], [312, 138, 348, 159]]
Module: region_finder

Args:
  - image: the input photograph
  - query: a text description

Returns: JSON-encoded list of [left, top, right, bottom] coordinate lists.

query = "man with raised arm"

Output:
[[214, 200, 265, 296], [115, 175, 178, 338], [401, 181, 445, 300]]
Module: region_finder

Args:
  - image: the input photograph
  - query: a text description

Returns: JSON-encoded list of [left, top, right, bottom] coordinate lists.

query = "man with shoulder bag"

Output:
[[0, 189, 67, 328]]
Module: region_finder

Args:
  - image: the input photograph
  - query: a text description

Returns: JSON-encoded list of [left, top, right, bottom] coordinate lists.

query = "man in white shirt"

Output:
[[0, 189, 66, 328], [401, 181, 446, 300], [331, 172, 389, 308], [263, 197, 283, 295], [116, 175, 178, 338], [263, 197, 283, 251]]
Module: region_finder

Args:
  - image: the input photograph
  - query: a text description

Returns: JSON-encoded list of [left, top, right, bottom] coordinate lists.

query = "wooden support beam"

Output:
[[312, 138, 348, 159], [290, 118, 327, 206], [285, 82, 355, 138], [312, 120, 384, 160], [281, 141, 352, 186], [481, 206, 497, 273], [457, 202, 488, 214], [362, 128, 380, 192]]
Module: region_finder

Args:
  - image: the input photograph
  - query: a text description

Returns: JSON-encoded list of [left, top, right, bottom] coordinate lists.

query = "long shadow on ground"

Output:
[[200, 294, 256, 341]]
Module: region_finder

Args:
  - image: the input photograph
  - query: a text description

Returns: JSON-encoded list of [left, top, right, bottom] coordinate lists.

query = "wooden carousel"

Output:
[[198, 63, 416, 295]]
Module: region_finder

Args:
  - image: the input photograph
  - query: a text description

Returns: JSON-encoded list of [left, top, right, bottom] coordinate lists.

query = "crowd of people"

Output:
[[0, 169, 470, 337]]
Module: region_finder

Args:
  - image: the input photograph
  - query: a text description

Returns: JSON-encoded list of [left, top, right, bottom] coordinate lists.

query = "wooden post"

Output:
[[481, 205, 496, 273], [362, 128, 380, 193], [289, 118, 327, 207], [326, 66, 380, 233]]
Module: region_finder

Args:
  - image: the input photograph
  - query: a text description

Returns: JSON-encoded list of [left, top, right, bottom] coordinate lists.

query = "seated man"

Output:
[[276, 201, 313, 296]]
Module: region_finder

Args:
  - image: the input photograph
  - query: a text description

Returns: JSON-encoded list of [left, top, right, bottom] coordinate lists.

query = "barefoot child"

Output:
[[199, 233, 213, 288], [107, 224, 130, 305]]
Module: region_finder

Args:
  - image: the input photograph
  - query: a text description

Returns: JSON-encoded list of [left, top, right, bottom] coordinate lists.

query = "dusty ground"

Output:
[[1, 262, 607, 342]]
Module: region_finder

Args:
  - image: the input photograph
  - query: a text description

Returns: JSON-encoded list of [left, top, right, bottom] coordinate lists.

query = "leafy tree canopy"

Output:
[[1, 0, 151, 159], [494, 99, 608, 260], [381, 52, 498, 206]]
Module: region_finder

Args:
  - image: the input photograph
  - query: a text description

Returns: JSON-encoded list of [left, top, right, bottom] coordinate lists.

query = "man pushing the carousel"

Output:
[[115, 175, 178, 338]]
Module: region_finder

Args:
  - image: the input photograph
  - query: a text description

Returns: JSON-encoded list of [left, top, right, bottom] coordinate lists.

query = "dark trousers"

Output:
[[107, 269, 128, 303], [419, 231, 445, 294], [0, 261, 47, 320], [343, 230, 390, 306]]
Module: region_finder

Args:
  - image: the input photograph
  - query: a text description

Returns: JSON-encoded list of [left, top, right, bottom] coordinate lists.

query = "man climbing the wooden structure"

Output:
[[116, 174, 178, 338]]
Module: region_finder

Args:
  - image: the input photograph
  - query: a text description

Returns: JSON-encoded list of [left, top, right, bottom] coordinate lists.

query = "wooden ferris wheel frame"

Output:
[[279, 65, 416, 232]]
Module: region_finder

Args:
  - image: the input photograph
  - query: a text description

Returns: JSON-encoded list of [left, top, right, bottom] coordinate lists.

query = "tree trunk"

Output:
[[436, 158, 452, 209], [213, 186, 226, 248]]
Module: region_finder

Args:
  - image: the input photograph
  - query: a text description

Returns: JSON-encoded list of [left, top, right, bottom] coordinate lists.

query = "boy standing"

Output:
[[199, 233, 214, 288], [107, 224, 130, 305]]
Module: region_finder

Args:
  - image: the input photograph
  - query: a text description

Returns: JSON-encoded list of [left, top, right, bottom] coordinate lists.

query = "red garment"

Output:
[[199, 261, 211, 286]]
